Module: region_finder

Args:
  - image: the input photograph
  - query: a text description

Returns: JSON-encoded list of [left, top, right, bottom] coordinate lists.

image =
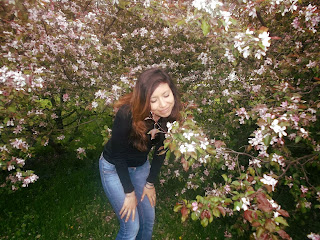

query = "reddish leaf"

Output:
[[270, 36, 282, 40], [256, 193, 273, 213], [277, 230, 292, 240], [252, 221, 261, 227], [278, 209, 290, 218], [247, 176, 254, 182], [244, 210, 257, 223], [201, 210, 211, 219], [214, 140, 226, 148], [181, 207, 188, 217], [258, 203, 273, 213], [264, 184, 273, 193], [148, 128, 160, 140], [259, 233, 272, 240], [181, 157, 189, 171], [158, 145, 164, 151], [217, 206, 226, 217]]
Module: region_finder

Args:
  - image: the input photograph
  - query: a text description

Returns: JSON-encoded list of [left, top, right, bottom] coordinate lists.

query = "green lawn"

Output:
[[1, 151, 318, 239], [0, 151, 229, 240]]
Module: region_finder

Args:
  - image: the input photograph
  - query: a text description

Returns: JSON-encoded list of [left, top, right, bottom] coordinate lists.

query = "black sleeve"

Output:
[[110, 106, 134, 193], [146, 133, 166, 184]]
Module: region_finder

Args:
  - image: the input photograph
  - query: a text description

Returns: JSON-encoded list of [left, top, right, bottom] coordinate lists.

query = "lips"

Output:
[[159, 106, 173, 116], [160, 107, 169, 113]]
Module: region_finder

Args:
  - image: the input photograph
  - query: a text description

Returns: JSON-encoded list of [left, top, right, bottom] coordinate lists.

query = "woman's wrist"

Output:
[[125, 191, 135, 196], [145, 182, 155, 189]]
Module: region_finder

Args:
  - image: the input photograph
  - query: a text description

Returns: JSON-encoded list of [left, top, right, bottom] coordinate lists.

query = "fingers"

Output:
[[152, 196, 156, 207], [146, 194, 156, 207], [132, 209, 136, 222], [119, 206, 127, 219], [141, 192, 146, 202], [120, 208, 135, 222], [125, 209, 131, 222]]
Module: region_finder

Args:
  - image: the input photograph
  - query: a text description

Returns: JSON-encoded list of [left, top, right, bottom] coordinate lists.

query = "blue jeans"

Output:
[[99, 155, 155, 240]]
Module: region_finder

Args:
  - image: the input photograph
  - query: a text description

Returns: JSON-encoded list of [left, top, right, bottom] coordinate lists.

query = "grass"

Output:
[[0, 149, 229, 240], [1, 148, 319, 239]]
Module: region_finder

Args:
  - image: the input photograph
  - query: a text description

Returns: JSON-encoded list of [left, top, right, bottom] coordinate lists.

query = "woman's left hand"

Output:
[[141, 185, 156, 207]]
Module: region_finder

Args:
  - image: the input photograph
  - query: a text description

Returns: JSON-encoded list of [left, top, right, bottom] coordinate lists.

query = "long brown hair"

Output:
[[115, 68, 182, 151]]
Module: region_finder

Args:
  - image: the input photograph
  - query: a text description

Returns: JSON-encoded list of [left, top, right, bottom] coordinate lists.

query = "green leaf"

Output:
[[209, 196, 219, 203], [201, 217, 208, 227], [233, 201, 241, 211], [191, 211, 199, 221], [177, 19, 186, 26], [240, 173, 246, 180], [212, 208, 220, 218], [256, 227, 265, 238], [263, 135, 271, 146], [196, 195, 204, 202], [232, 195, 240, 201], [222, 174, 228, 182], [173, 204, 182, 212], [201, 19, 210, 36], [174, 149, 181, 159], [245, 191, 255, 196], [295, 136, 302, 143], [275, 216, 289, 226], [248, 167, 255, 176], [231, 181, 240, 186], [37, 99, 52, 109]]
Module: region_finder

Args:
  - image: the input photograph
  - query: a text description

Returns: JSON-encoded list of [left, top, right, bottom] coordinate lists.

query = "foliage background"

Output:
[[1, 0, 319, 239]]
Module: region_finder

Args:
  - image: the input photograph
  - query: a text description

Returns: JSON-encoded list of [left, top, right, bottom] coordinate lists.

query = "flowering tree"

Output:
[[0, 0, 126, 190], [153, 0, 320, 239], [1, 0, 319, 239]]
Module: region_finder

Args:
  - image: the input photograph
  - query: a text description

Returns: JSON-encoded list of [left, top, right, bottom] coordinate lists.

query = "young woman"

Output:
[[99, 68, 182, 239]]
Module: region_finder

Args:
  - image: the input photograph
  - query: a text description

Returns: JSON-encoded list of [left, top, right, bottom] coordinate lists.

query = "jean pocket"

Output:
[[100, 157, 116, 174], [102, 167, 116, 174]]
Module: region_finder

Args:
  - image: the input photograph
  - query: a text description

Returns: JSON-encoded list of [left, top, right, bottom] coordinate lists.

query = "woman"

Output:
[[99, 68, 182, 239]]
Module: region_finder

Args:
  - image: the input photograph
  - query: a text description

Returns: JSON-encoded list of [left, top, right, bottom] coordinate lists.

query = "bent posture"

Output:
[[99, 68, 181, 239]]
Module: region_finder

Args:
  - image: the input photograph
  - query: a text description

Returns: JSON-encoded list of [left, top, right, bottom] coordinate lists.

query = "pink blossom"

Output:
[[13, 125, 23, 134], [224, 185, 231, 193], [280, 101, 288, 108], [10, 138, 28, 150], [63, 93, 69, 102], [307, 233, 320, 240], [271, 154, 286, 167], [51, 113, 58, 119], [192, 202, 198, 211], [292, 17, 301, 29], [300, 185, 308, 193], [77, 147, 85, 154], [57, 135, 65, 140], [7, 120, 14, 127]]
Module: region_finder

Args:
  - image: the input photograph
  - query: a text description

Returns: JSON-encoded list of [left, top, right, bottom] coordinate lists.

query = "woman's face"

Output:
[[150, 83, 175, 120]]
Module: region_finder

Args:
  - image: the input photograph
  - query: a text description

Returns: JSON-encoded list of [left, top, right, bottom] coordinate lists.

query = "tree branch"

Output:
[[277, 154, 317, 179]]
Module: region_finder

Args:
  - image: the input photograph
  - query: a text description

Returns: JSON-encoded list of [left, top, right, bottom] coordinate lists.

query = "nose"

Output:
[[159, 98, 166, 108]]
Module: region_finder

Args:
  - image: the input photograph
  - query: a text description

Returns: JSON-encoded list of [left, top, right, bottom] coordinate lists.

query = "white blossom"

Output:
[[260, 174, 278, 191], [270, 119, 287, 138]]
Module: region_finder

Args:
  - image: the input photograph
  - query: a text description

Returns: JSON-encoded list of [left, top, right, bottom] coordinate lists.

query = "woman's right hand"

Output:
[[120, 191, 137, 222]]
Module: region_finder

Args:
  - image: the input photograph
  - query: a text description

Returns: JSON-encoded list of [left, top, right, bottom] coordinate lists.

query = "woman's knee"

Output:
[[118, 219, 140, 239]]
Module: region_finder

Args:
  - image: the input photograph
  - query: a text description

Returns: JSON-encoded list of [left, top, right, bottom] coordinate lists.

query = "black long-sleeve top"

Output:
[[103, 104, 167, 193]]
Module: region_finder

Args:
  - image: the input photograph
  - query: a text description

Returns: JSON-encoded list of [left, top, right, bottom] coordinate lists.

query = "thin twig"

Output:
[[277, 154, 317, 179]]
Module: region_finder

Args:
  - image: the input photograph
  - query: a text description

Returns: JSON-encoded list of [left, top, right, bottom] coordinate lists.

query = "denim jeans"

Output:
[[99, 155, 155, 240]]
